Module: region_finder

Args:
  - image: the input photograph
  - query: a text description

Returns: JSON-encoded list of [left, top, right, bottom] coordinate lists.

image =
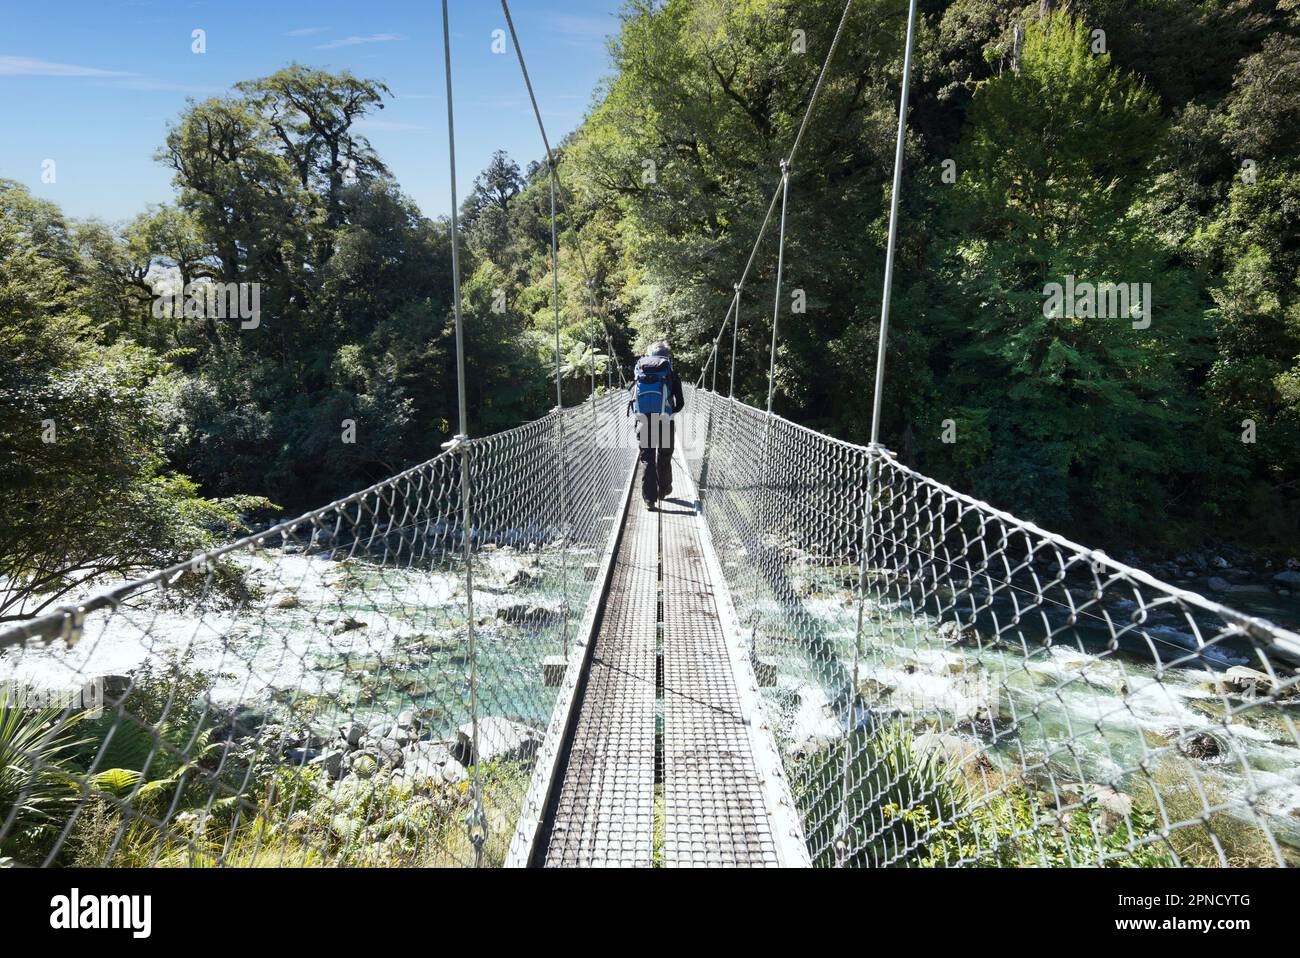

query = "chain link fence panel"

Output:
[[0, 390, 635, 867], [683, 385, 1300, 868]]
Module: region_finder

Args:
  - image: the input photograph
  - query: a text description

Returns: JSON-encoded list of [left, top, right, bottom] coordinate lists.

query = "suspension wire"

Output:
[[695, 0, 857, 389], [710, 325, 719, 394], [500, 0, 628, 389], [545, 154, 574, 659], [869, 0, 918, 448], [842, 0, 920, 866], [730, 283, 740, 398], [497, 0, 571, 405], [439, 0, 484, 867], [755, 164, 791, 626], [501, 0, 580, 660], [693, 188, 780, 389], [765, 162, 790, 414], [547, 179, 564, 409], [588, 280, 598, 401], [838, 451, 875, 867]]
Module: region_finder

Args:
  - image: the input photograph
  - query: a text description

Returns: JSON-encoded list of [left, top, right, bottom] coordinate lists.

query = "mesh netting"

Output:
[[6, 382, 1298, 868], [683, 385, 1300, 868], [0, 391, 634, 867]]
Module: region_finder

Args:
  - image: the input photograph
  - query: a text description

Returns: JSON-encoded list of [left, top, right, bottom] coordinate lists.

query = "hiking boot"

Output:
[[643, 498, 656, 511]]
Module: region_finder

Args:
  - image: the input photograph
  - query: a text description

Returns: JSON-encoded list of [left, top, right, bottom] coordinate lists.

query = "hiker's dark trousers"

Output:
[[637, 414, 673, 501]]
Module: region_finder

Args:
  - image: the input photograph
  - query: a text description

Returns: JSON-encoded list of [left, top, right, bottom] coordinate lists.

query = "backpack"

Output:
[[634, 356, 673, 417]]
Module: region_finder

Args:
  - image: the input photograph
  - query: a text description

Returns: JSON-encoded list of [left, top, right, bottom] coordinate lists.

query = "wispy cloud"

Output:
[[314, 33, 404, 51], [286, 27, 330, 37], [0, 55, 136, 77]]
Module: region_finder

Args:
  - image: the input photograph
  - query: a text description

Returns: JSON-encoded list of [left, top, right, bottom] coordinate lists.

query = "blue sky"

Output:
[[0, 0, 625, 223]]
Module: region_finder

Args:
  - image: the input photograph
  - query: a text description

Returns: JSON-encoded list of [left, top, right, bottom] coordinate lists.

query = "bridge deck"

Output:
[[536, 450, 805, 867], [541, 499, 658, 867], [661, 497, 778, 866]]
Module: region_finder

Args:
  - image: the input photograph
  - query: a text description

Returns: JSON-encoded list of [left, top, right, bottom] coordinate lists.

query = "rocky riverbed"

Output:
[[745, 547, 1300, 863], [0, 543, 588, 758], [1138, 548, 1300, 630]]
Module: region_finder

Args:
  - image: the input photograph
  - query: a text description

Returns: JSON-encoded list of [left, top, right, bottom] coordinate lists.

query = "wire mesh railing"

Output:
[[683, 385, 1300, 868], [0, 390, 635, 867]]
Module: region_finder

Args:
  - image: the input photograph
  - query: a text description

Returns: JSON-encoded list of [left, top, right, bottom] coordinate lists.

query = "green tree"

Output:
[[0, 181, 262, 620], [922, 10, 1202, 537]]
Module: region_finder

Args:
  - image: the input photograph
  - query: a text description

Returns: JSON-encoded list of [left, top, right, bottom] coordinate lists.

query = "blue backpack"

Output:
[[634, 356, 673, 417]]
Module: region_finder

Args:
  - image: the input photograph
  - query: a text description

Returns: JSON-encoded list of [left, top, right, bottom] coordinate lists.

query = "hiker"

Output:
[[627, 340, 685, 509]]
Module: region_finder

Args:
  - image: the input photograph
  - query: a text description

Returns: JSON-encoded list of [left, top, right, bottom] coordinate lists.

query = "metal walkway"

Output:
[[540, 498, 658, 866], [533, 452, 807, 868]]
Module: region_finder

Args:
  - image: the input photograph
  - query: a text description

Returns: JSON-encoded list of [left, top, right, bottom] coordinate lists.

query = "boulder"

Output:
[[386, 725, 415, 748], [402, 634, 462, 657], [1223, 666, 1278, 696], [508, 569, 540, 588], [454, 717, 543, 765], [349, 751, 379, 779], [310, 749, 347, 780], [401, 742, 454, 782], [231, 707, 273, 737], [90, 673, 133, 704], [934, 620, 975, 644], [751, 655, 777, 688], [441, 759, 468, 785], [341, 722, 366, 749], [374, 738, 404, 768], [1062, 783, 1133, 825], [79, 670, 132, 712], [333, 616, 367, 634], [1271, 570, 1300, 589], [1206, 576, 1231, 593], [496, 604, 558, 627], [284, 747, 321, 767]]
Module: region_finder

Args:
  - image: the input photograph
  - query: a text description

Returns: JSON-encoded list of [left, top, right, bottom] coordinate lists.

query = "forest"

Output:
[[3, 0, 1299, 621]]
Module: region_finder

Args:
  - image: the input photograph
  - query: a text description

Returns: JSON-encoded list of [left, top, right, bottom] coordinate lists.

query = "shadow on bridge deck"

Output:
[[527, 452, 807, 867]]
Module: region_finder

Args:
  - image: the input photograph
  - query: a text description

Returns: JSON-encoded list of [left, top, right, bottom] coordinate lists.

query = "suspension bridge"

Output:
[[2, 0, 1300, 868]]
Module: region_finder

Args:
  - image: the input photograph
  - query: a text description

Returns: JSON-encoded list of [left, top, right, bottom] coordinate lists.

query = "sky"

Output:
[[0, 0, 625, 223]]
